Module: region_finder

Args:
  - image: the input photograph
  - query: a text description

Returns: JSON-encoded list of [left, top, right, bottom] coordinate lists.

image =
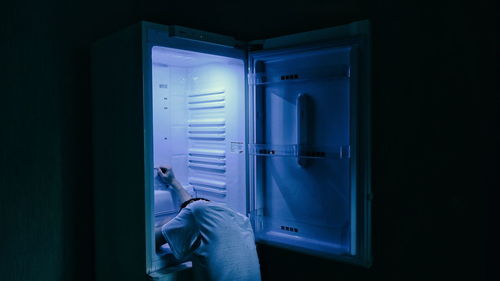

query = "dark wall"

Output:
[[0, 0, 495, 280]]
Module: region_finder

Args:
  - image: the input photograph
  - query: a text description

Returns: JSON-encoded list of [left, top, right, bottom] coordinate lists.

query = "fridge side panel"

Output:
[[352, 31, 372, 267], [91, 24, 147, 281]]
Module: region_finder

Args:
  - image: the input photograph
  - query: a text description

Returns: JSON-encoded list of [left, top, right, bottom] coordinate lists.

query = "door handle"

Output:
[[297, 93, 312, 167]]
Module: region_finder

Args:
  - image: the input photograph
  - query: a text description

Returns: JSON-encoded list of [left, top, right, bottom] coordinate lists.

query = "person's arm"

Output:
[[157, 166, 192, 207], [155, 166, 193, 250], [155, 225, 166, 250], [168, 178, 192, 207]]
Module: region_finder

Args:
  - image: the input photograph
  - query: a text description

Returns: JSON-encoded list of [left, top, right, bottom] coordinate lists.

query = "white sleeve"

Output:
[[161, 207, 200, 260]]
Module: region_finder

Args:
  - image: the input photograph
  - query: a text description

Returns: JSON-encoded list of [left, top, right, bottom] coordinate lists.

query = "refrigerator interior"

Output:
[[249, 44, 355, 257], [149, 41, 359, 268], [150, 46, 247, 263]]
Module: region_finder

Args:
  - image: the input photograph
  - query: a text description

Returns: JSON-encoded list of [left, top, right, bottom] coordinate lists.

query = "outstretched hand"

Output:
[[157, 166, 192, 204], [158, 166, 176, 186]]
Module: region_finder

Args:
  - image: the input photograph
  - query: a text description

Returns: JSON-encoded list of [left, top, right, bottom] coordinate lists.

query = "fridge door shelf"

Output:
[[248, 144, 350, 159], [253, 66, 350, 86], [250, 210, 350, 257]]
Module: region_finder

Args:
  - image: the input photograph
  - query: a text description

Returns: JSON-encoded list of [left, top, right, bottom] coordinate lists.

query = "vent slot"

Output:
[[189, 177, 226, 189], [188, 133, 226, 140], [189, 177, 227, 198], [188, 162, 226, 172], [188, 101, 225, 110], [188, 88, 225, 97], [188, 120, 226, 139], [187, 83, 228, 200], [187, 149, 226, 170], [188, 93, 225, 104], [188, 148, 225, 158], [187, 90, 226, 110], [192, 186, 227, 197], [280, 74, 299, 80], [188, 119, 226, 127], [280, 225, 299, 233], [188, 156, 225, 165], [188, 127, 226, 134]]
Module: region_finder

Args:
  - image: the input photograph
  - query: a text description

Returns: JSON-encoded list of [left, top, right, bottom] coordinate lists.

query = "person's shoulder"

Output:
[[188, 200, 231, 213], [185, 199, 211, 211]]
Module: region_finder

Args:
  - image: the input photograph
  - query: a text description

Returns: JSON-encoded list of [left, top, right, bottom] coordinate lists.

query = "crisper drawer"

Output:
[[154, 190, 177, 217]]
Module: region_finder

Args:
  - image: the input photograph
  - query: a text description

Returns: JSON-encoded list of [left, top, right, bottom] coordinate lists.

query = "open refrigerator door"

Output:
[[247, 20, 371, 266]]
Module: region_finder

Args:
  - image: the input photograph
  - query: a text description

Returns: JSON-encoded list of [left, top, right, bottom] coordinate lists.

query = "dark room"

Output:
[[0, 0, 495, 280]]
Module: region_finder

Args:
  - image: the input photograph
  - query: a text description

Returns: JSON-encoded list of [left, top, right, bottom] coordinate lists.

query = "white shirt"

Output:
[[162, 200, 261, 281]]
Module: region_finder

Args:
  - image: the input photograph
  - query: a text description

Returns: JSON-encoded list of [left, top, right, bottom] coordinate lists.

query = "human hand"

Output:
[[157, 166, 176, 186]]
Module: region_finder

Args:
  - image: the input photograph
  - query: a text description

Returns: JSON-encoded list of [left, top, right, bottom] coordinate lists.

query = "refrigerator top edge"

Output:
[[141, 21, 246, 49], [143, 24, 247, 61], [140, 20, 369, 54], [249, 19, 370, 50]]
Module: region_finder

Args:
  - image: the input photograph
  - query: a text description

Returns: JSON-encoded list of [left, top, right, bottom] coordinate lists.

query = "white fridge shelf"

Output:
[[248, 144, 350, 159]]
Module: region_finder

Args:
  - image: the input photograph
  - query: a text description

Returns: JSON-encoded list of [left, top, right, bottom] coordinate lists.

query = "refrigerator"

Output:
[[92, 20, 371, 281]]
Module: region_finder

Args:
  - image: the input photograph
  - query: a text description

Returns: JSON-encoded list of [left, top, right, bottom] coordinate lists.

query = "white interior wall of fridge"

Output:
[[150, 46, 247, 264]]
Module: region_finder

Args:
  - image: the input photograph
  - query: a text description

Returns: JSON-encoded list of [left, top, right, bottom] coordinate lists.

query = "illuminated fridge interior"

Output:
[[148, 29, 368, 270], [150, 46, 247, 268]]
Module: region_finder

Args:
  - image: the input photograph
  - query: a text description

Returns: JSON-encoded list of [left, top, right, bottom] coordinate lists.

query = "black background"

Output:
[[0, 0, 496, 280]]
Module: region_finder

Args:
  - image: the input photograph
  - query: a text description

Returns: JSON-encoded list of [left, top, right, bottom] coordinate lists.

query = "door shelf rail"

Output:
[[248, 144, 350, 159], [248, 209, 350, 256], [251, 64, 350, 86]]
